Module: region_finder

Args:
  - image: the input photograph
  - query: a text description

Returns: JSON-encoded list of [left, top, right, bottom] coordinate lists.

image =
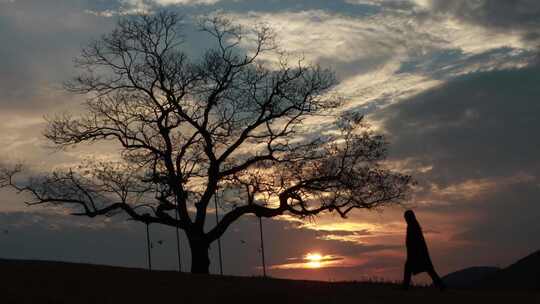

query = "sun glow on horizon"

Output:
[[269, 253, 355, 270], [305, 252, 323, 268]]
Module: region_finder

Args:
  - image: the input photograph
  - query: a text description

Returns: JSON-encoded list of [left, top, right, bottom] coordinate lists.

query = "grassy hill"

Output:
[[478, 250, 540, 290], [442, 266, 501, 289], [0, 259, 537, 304]]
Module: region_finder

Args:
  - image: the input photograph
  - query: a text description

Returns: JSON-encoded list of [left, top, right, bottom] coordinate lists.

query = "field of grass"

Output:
[[0, 259, 538, 304]]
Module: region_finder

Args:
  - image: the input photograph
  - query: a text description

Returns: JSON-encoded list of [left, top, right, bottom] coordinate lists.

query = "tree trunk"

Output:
[[189, 236, 210, 274]]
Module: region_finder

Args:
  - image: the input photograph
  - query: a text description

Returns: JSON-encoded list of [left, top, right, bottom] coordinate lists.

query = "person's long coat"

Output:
[[406, 222, 434, 274]]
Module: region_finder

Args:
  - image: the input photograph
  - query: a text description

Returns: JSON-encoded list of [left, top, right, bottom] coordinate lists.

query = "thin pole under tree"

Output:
[[259, 216, 267, 277], [145, 218, 152, 271], [174, 195, 183, 272], [214, 189, 224, 275]]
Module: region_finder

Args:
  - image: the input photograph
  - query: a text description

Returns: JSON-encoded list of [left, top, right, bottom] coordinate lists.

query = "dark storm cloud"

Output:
[[376, 66, 540, 185], [0, 0, 115, 112], [372, 66, 540, 268], [429, 0, 540, 48], [430, 0, 540, 29]]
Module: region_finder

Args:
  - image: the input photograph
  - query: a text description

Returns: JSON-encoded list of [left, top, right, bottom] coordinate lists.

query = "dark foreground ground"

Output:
[[0, 259, 538, 304]]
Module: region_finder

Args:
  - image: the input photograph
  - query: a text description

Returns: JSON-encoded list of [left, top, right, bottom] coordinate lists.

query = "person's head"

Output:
[[404, 210, 417, 224]]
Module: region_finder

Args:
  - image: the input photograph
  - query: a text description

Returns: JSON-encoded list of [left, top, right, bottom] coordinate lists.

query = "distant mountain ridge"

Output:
[[442, 266, 500, 289], [442, 250, 540, 290], [477, 250, 540, 290]]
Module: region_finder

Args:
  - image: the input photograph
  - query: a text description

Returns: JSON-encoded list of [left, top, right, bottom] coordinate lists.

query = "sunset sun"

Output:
[[305, 253, 323, 269]]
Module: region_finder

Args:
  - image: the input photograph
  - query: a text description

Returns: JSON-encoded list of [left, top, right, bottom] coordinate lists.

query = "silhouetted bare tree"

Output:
[[0, 12, 412, 274]]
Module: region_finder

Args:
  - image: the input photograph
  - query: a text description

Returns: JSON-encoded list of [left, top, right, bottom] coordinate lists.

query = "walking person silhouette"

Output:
[[402, 210, 445, 290]]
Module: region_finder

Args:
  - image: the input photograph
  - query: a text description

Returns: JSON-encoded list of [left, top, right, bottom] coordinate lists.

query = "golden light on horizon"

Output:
[[270, 253, 354, 270], [305, 252, 323, 269]]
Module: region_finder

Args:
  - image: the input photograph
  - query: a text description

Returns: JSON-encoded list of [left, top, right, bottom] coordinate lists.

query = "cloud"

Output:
[[87, 0, 221, 15], [370, 65, 540, 270], [427, 0, 540, 49], [428, 0, 540, 30], [376, 66, 540, 184], [345, 0, 420, 11], [348, 0, 540, 52], [0, 0, 114, 113], [230, 10, 445, 74], [270, 253, 346, 270], [152, 0, 220, 5], [227, 8, 535, 123]]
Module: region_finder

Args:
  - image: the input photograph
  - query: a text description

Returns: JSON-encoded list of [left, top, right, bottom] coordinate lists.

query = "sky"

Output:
[[0, 0, 540, 283]]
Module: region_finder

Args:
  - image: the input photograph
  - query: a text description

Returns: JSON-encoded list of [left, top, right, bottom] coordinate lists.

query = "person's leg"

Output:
[[427, 268, 446, 290], [402, 262, 412, 290]]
